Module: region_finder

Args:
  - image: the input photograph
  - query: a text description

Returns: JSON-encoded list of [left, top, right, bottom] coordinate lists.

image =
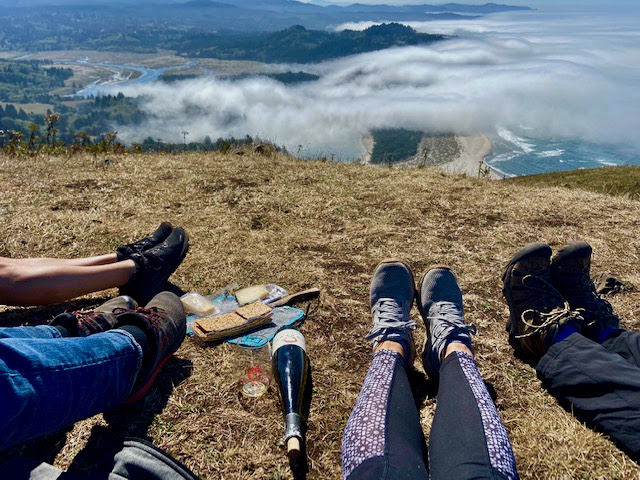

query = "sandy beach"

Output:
[[360, 132, 501, 179], [436, 134, 500, 179]]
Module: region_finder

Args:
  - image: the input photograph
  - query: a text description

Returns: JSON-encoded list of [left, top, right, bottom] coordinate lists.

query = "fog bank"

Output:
[[117, 5, 640, 159]]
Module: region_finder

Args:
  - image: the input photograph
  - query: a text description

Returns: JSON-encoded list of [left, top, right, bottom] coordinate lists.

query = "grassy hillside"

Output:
[[506, 165, 640, 200], [1, 150, 639, 479]]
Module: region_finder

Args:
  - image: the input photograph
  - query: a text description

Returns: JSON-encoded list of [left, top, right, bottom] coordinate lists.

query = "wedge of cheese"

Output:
[[235, 284, 269, 305]]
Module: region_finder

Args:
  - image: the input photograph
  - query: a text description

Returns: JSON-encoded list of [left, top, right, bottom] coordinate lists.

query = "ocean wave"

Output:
[[536, 149, 565, 158], [489, 151, 519, 163], [597, 158, 618, 166], [497, 128, 536, 154]]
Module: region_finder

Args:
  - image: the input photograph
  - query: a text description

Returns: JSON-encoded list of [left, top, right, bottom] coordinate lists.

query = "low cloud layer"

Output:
[[117, 5, 640, 159]]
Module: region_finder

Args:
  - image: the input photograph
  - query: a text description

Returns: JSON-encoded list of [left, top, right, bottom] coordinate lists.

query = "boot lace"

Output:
[[574, 272, 617, 327], [133, 306, 166, 326], [515, 274, 583, 338], [366, 298, 415, 341], [516, 302, 579, 338], [428, 302, 477, 343]]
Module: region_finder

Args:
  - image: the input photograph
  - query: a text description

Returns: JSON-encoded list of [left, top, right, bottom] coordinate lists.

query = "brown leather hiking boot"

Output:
[[502, 243, 583, 361], [551, 242, 619, 341], [114, 291, 186, 404], [49, 295, 138, 337]]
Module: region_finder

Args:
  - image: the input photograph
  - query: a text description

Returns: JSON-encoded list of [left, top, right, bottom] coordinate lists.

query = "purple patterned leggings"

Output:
[[341, 350, 518, 480]]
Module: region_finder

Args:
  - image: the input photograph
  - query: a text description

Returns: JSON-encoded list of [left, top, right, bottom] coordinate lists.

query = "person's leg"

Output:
[[0, 257, 136, 305], [342, 260, 428, 480], [342, 346, 428, 480], [503, 243, 640, 457], [537, 332, 640, 456], [0, 329, 142, 450], [601, 330, 640, 367], [2, 221, 173, 270], [9, 253, 120, 267], [0, 324, 62, 339], [420, 267, 518, 480], [0, 222, 178, 306], [430, 345, 518, 480], [0, 291, 186, 450]]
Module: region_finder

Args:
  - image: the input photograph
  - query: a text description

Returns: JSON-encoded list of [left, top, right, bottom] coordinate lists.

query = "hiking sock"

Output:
[[552, 323, 579, 345], [118, 324, 150, 359], [596, 327, 622, 345]]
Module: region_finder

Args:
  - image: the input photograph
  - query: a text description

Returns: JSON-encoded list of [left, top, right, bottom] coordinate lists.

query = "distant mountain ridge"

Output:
[[0, 1, 531, 32], [176, 23, 448, 63]]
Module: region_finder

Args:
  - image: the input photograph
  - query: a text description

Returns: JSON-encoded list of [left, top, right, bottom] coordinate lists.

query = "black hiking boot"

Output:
[[551, 242, 619, 341], [115, 291, 187, 404], [116, 222, 173, 261], [119, 227, 189, 305], [502, 243, 583, 361], [50, 295, 138, 337]]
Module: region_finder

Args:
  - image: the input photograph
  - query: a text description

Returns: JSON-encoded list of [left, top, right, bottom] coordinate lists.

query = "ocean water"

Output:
[[485, 128, 640, 178]]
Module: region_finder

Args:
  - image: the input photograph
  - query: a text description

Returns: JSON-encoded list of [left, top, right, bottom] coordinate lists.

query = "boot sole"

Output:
[[123, 351, 174, 404]]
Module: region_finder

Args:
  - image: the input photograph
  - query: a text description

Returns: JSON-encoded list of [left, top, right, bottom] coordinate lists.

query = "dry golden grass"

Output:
[[1, 149, 639, 479]]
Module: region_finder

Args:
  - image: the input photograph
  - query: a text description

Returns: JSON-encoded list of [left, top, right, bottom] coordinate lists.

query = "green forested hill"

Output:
[[174, 23, 447, 63]]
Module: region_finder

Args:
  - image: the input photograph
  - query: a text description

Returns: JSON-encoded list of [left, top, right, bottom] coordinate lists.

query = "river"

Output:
[[74, 58, 198, 98]]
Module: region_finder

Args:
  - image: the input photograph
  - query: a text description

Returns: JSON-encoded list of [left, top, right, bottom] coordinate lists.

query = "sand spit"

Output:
[[437, 134, 501, 179], [360, 131, 500, 179]]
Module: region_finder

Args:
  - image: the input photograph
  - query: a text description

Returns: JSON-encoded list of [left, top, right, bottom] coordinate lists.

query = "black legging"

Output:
[[341, 349, 518, 480]]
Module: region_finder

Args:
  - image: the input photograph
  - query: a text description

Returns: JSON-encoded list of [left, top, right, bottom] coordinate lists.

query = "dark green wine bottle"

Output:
[[271, 327, 309, 459]]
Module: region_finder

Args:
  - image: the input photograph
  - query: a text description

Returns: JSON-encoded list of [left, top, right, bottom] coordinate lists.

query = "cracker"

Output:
[[235, 301, 272, 320], [196, 312, 246, 333]]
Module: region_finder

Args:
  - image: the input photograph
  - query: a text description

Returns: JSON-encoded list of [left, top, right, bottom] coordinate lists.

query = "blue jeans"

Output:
[[0, 325, 142, 450]]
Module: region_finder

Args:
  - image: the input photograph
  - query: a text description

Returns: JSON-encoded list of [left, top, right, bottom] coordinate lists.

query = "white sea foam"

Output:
[[597, 158, 618, 166], [497, 128, 536, 154], [536, 149, 565, 158], [489, 151, 518, 163]]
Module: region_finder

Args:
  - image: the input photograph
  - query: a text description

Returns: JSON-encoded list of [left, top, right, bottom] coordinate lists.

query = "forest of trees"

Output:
[[172, 24, 447, 63], [0, 60, 73, 103]]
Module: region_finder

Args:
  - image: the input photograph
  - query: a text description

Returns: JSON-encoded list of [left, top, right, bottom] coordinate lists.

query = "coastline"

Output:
[[436, 134, 502, 179], [360, 131, 502, 179]]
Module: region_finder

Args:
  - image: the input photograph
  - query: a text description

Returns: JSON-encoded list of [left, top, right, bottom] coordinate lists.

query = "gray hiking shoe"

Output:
[[50, 295, 138, 337], [551, 242, 619, 340], [502, 243, 583, 361], [366, 260, 416, 363], [418, 266, 476, 381]]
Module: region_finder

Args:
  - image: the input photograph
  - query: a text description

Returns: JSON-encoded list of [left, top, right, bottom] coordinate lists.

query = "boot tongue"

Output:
[[521, 274, 565, 311]]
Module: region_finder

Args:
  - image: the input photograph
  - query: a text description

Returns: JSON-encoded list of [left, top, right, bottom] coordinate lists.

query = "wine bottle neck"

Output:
[[284, 412, 302, 441]]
